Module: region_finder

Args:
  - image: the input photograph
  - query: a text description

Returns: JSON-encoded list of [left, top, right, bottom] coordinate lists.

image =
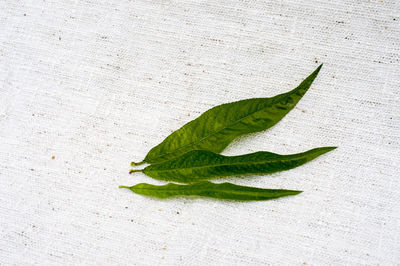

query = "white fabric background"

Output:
[[0, 0, 399, 265]]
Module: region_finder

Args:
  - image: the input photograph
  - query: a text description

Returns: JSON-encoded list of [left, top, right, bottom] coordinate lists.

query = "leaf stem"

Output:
[[119, 185, 130, 189], [129, 169, 143, 174], [131, 161, 145, 167]]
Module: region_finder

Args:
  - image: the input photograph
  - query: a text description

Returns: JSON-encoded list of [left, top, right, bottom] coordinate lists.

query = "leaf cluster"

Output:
[[121, 65, 336, 201]]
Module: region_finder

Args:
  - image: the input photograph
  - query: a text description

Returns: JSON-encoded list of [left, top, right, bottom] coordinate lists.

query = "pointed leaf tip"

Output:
[[314, 64, 323, 75], [318, 146, 337, 154], [303, 64, 323, 84]]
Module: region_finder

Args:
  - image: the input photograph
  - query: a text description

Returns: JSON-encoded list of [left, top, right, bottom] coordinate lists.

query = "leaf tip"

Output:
[[314, 146, 337, 154], [325, 146, 337, 152], [311, 146, 337, 158], [119, 185, 130, 189], [313, 63, 323, 76]]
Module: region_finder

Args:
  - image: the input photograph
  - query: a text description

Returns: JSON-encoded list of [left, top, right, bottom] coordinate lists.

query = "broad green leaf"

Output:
[[119, 181, 302, 201], [131, 147, 336, 183], [135, 65, 322, 165]]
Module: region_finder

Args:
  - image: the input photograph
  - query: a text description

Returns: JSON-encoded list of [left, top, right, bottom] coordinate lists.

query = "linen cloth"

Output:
[[0, 0, 399, 265]]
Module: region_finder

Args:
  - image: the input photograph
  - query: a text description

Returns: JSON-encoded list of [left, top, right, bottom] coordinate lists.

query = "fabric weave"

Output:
[[0, 0, 399, 265]]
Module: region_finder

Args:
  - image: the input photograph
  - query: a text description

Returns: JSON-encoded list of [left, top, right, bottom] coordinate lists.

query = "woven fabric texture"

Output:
[[0, 0, 399, 265]]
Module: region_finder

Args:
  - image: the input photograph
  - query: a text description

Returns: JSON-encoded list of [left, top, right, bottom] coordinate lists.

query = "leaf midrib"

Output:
[[146, 156, 304, 174], [134, 186, 293, 196]]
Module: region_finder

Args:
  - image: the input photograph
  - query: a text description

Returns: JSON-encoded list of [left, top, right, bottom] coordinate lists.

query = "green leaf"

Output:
[[135, 65, 323, 165], [119, 181, 302, 201], [131, 146, 335, 182]]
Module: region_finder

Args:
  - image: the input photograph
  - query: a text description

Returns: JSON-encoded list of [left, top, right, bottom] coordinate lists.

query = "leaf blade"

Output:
[[142, 65, 323, 164], [119, 181, 302, 201], [139, 147, 336, 182]]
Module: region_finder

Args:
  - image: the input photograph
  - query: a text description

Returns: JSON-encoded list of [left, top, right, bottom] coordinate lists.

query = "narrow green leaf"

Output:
[[133, 147, 336, 183], [137, 65, 322, 164], [119, 181, 302, 201]]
